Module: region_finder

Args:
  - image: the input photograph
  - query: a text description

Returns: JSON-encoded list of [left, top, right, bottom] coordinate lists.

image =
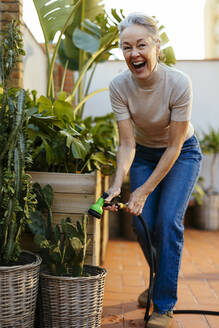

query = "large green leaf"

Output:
[[73, 28, 100, 54], [29, 210, 47, 236], [37, 95, 53, 114], [90, 152, 110, 165], [81, 19, 101, 38], [60, 129, 80, 148], [58, 0, 104, 70], [33, 0, 81, 42], [58, 38, 80, 71], [71, 137, 87, 159], [54, 100, 74, 122]]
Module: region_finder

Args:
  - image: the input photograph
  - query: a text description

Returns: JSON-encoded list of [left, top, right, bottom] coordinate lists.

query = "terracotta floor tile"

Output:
[[174, 315, 210, 328], [102, 229, 219, 327], [205, 315, 219, 328]]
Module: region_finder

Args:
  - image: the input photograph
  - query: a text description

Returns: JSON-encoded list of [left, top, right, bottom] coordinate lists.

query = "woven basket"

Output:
[[40, 265, 107, 328], [0, 251, 42, 328]]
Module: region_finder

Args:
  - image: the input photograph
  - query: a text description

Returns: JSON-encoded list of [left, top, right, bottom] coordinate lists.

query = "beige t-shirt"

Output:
[[109, 63, 194, 148]]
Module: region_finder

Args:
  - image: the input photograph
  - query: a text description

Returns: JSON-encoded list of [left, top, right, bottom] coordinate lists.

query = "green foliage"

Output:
[[29, 183, 89, 277], [60, 9, 123, 118], [59, 9, 122, 71], [33, 0, 83, 98], [192, 176, 205, 205], [199, 127, 219, 193], [32, 0, 123, 117], [199, 127, 219, 155], [58, 0, 105, 71], [33, 0, 83, 43], [155, 19, 176, 66], [0, 21, 25, 88], [0, 22, 36, 265], [26, 92, 118, 174]]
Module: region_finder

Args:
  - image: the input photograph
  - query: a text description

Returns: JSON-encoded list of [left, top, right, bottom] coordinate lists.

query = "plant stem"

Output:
[[73, 87, 108, 114], [60, 60, 69, 92]]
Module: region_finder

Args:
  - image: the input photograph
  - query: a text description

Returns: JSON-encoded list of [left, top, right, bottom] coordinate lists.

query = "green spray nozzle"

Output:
[[88, 192, 109, 219], [88, 193, 127, 219]]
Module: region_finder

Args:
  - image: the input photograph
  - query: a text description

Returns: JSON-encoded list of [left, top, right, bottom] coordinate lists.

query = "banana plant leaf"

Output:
[[33, 0, 83, 98], [58, 0, 104, 70], [73, 27, 100, 54], [33, 0, 82, 42]]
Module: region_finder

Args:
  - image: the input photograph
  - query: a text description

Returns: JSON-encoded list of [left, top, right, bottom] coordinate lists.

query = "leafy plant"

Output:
[[32, 0, 120, 106], [200, 127, 219, 193], [26, 91, 118, 174], [33, 0, 83, 99], [61, 9, 124, 117], [157, 24, 176, 66], [0, 21, 36, 264], [191, 176, 205, 205], [29, 183, 90, 277]]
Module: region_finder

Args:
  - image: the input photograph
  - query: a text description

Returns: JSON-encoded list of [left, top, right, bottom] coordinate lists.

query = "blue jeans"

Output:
[[130, 135, 202, 314]]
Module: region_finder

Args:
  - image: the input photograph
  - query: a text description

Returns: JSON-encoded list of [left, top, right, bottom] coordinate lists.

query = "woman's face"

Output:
[[121, 24, 160, 80]]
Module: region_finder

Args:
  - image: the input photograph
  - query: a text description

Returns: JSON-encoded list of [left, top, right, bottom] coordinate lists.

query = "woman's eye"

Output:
[[139, 44, 146, 48], [123, 46, 131, 51]]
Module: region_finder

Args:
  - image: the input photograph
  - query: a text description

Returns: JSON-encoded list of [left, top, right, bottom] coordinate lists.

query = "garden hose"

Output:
[[88, 194, 219, 322]]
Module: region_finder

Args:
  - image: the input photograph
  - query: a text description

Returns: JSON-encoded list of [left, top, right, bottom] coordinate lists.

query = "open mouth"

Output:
[[132, 61, 146, 69]]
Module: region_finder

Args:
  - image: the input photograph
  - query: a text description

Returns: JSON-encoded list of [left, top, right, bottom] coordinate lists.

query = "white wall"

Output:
[[23, 26, 48, 96], [83, 59, 219, 191], [175, 60, 219, 134]]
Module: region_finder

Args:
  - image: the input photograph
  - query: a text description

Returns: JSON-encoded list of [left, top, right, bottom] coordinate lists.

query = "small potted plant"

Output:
[[194, 127, 219, 230], [29, 182, 107, 328], [0, 21, 41, 327]]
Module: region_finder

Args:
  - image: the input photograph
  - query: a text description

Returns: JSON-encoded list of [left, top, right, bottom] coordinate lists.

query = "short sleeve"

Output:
[[109, 80, 130, 121], [170, 74, 193, 121]]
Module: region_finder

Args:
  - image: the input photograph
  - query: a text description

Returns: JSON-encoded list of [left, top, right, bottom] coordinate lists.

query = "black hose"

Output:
[[137, 214, 219, 320]]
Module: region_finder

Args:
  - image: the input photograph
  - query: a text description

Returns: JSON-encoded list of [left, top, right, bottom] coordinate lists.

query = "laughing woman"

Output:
[[105, 13, 202, 328]]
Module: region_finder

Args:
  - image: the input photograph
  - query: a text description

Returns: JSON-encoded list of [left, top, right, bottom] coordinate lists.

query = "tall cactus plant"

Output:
[[0, 21, 36, 264]]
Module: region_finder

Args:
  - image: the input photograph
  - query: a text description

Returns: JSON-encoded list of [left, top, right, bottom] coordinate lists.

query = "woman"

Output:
[[105, 13, 202, 328]]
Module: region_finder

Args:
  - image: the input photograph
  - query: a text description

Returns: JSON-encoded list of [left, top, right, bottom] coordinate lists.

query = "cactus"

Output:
[[29, 183, 90, 277], [0, 21, 36, 264]]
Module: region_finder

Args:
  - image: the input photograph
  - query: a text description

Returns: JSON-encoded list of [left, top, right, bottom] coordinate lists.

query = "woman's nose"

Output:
[[131, 48, 140, 57]]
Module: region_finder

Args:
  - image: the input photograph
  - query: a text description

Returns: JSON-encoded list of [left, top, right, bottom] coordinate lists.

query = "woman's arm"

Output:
[[105, 118, 136, 202], [127, 120, 189, 216]]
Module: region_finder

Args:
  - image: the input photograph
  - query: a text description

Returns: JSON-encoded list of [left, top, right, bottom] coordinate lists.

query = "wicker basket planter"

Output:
[[0, 251, 42, 328], [39, 265, 107, 328]]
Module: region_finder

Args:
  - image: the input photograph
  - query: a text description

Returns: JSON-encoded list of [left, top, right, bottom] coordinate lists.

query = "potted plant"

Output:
[[193, 127, 219, 230], [25, 100, 118, 264], [0, 21, 41, 327], [22, 1, 124, 266], [29, 182, 107, 328]]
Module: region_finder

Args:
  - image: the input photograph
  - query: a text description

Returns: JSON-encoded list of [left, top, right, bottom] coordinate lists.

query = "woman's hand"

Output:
[[126, 187, 149, 216], [104, 186, 121, 212]]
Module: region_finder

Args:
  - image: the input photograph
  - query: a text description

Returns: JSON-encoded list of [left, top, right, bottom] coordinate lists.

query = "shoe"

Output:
[[138, 288, 149, 307], [146, 311, 173, 328]]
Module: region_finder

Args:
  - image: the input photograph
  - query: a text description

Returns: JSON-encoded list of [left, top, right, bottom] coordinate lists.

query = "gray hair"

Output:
[[118, 13, 160, 44]]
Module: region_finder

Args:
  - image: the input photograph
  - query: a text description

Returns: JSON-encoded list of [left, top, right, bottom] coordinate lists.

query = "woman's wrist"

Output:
[[140, 183, 154, 195]]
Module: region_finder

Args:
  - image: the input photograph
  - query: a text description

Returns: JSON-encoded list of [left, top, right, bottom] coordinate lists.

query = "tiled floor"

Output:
[[101, 229, 219, 328]]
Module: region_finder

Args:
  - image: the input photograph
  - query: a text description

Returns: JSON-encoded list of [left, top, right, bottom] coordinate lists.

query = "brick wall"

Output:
[[0, 0, 24, 88]]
